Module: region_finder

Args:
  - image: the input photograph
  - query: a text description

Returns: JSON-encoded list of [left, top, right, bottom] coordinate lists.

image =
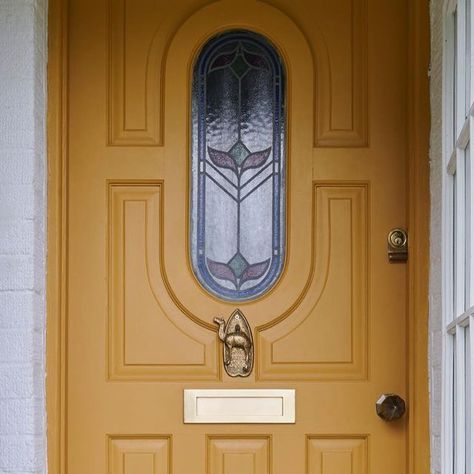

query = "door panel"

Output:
[[108, 183, 218, 380], [307, 437, 368, 474], [67, 0, 408, 472], [108, 436, 171, 474], [207, 436, 271, 474], [108, 0, 368, 148], [257, 184, 368, 381]]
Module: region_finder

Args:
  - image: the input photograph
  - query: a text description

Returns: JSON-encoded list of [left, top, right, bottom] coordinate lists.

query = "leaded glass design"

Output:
[[190, 30, 286, 301]]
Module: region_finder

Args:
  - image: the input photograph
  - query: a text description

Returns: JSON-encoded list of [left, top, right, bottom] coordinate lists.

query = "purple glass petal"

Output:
[[208, 147, 238, 173], [240, 259, 270, 285], [241, 147, 271, 172], [243, 51, 269, 70], [209, 51, 236, 70], [207, 258, 237, 287]]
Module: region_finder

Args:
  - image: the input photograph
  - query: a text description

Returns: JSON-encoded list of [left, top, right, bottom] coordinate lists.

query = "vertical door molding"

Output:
[[47, 0, 68, 472], [407, 0, 430, 473]]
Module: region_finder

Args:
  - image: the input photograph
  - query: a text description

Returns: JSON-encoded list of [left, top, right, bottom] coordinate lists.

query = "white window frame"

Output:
[[442, 0, 474, 473]]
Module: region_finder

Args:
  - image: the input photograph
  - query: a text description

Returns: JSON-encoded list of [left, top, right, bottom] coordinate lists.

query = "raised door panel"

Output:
[[108, 178, 369, 382], [307, 437, 368, 474], [108, 183, 218, 380], [207, 436, 271, 474], [109, 436, 171, 474], [108, 0, 367, 147], [257, 184, 368, 380], [268, 0, 368, 146], [108, 0, 211, 145]]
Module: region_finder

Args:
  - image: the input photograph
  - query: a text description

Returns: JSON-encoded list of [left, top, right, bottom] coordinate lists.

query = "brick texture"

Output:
[[430, 1, 444, 473], [0, 0, 47, 473]]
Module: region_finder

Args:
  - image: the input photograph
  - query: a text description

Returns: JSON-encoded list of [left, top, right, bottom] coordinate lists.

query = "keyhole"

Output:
[[390, 230, 406, 248], [394, 235, 403, 246]]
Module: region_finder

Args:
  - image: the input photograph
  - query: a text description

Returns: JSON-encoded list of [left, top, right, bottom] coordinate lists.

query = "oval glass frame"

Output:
[[190, 30, 286, 302]]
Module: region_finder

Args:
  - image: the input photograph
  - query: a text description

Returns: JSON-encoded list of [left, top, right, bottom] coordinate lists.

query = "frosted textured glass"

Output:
[[191, 30, 286, 301]]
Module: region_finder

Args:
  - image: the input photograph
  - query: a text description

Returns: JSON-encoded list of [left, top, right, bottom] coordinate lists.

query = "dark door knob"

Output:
[[376, 394, 406, 421]]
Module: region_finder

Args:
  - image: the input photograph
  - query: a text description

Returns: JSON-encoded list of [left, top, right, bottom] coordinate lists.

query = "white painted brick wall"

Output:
[[430, 0, 444, 473], [0, 0, 47, 473]]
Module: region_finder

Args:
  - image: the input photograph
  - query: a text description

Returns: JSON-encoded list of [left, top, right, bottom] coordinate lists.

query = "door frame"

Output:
[[45, 0, 431, 472]]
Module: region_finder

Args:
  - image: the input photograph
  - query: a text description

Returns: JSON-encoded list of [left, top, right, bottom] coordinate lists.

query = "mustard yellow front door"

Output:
[[64, 0, 415, 472]]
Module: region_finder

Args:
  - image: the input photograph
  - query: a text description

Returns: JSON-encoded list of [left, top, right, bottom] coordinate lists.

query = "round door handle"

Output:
[[376, 394, 406, 421]]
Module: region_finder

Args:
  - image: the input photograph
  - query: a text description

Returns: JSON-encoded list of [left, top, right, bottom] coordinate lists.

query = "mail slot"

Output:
[[183, 389, 296, 424]]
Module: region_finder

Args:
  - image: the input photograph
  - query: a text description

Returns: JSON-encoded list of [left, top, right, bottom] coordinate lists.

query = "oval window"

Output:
[[190, 30, 286, 301]]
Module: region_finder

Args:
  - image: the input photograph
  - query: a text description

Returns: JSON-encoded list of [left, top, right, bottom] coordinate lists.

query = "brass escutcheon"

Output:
[[387, 228, 408, 262]]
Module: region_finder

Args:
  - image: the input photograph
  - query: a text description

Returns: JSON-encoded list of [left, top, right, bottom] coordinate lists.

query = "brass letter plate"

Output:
[[184, 389, 296, 424]]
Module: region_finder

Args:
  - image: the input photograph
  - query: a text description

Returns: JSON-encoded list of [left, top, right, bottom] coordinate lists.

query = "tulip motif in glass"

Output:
[[190, 30, 286, 301]]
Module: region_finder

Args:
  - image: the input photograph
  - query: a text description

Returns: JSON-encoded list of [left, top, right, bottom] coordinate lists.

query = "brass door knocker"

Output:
[[214, 309, 254, 377]]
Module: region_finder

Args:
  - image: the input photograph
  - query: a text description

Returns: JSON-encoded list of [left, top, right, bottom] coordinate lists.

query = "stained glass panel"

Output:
[[190, 30, 286, 301]]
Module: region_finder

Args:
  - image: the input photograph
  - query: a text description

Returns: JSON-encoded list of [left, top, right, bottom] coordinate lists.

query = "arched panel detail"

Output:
[[108, 182, 219, 381], [159, 0, 317, 328], [107, 0, 367, 148], [107, 0, 214, 146], [262, 0, 368, 147], [256, 183, 369, 381], [106, 1, 364, 352]]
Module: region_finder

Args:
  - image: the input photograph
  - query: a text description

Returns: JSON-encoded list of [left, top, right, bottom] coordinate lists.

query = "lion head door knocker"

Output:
[[213, 310, 254, 377]]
